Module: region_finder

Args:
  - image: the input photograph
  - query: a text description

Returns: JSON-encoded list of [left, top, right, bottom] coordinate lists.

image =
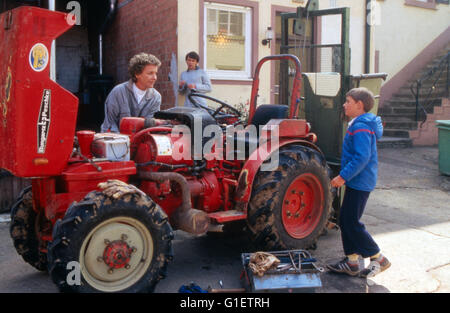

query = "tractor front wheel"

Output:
[[47, 190, 173, 293], [246, 145, 332, 250]]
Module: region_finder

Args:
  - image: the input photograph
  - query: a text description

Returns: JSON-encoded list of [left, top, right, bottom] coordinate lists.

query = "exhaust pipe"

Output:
[[138, 171, 210, 235]]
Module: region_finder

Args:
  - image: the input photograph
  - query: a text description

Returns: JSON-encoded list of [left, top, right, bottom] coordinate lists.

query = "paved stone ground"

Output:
[[0, 146, 449, 293]]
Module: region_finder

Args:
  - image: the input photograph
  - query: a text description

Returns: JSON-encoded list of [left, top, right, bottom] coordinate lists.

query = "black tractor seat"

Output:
[[230, 104, 289, 159], [249, 104, 289, 132]]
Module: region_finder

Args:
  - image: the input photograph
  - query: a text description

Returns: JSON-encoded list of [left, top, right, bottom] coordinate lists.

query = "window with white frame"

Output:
[[204, 3, 252, 80]]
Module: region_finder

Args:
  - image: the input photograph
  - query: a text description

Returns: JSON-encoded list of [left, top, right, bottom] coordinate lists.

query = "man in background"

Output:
[[178, 51, 212, 108]]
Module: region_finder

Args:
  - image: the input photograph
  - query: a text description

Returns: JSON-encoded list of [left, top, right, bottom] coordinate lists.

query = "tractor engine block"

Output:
[[139, 167, 223, 217]]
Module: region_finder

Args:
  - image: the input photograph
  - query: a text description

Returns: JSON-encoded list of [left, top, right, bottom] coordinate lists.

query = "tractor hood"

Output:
[[0, 7, 78, 177]]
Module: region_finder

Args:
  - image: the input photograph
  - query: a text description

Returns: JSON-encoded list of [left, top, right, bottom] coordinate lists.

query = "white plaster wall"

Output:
[[374, 1, 450, 82], [177, 0, 201, 106], [177, 0, 369, 108], [177, 1, 304, 108], [319, 0, 366, 75]]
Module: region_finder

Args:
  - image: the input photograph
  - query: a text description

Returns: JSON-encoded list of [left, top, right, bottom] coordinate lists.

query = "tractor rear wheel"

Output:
[[47, 191, 173, 293], [10, 186, 48, 271], [246, 145, 332, 251]]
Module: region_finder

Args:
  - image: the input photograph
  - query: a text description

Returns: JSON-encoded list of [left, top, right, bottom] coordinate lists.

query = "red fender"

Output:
[[234, 138, 324, 212]]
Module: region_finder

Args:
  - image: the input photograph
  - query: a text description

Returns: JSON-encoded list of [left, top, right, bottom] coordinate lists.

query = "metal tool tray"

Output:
[[240, 249, 323, 293]]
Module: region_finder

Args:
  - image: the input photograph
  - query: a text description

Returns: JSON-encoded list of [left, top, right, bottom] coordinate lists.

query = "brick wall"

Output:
[[103, 0, 178, 109], [409, 98, 450, 146]]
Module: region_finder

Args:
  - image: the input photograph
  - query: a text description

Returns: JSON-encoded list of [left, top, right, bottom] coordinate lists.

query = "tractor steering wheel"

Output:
[[187, 92, 241, 121]]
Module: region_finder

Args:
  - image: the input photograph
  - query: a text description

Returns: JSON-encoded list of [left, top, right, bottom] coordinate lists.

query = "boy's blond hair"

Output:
[[346, 87, 375, 113], [128, 53, 161, 82]]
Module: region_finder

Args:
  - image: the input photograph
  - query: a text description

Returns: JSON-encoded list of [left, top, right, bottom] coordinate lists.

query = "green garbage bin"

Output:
[[436, 120, 450, 176]]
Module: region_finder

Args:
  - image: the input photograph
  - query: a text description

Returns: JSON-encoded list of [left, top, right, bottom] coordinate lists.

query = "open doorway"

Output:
[[55, 0, 115, 131], [0, 0, 116, 131]]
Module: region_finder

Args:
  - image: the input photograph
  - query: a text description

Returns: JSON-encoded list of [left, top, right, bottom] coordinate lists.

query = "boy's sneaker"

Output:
[[327, 257, 361, 276], [359, 255, 391, 278]]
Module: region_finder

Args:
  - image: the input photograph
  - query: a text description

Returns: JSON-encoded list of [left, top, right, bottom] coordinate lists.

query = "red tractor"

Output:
[[1, 7, 332, 292]]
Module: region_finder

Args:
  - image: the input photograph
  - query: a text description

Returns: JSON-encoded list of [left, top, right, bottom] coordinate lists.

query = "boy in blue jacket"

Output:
[[327, 87, 391, 278]]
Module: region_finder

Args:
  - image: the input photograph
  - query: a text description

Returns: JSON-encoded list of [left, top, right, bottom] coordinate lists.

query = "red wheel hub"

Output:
[[103, 240, 133, 269], [281, 173, 324, 239]]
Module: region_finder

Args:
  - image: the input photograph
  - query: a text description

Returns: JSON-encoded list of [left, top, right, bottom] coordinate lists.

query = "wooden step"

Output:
[[385, 97, 443, 106], [384, 120, 418, 130], [377, 137, 413, 149], [382, 128, 412, 138], [381, 113, 416, 121]]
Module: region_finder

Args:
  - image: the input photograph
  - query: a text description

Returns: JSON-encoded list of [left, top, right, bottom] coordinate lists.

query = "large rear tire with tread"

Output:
[[47, 191, 173, 293], [246, 145, 332, 251], [10, 186, 48, 271]]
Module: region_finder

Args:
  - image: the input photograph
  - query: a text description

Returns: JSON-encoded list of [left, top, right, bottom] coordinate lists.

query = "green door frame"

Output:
[[279, 6, 350, 164], [279, 7, 350, 117]]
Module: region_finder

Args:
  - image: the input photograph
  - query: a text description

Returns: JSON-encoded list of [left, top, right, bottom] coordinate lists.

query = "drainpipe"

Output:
[[49, 0, 56, 80], [364, 0, 371, 74], [99, 35, 103, 75], [98, 0, 117, 76]]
